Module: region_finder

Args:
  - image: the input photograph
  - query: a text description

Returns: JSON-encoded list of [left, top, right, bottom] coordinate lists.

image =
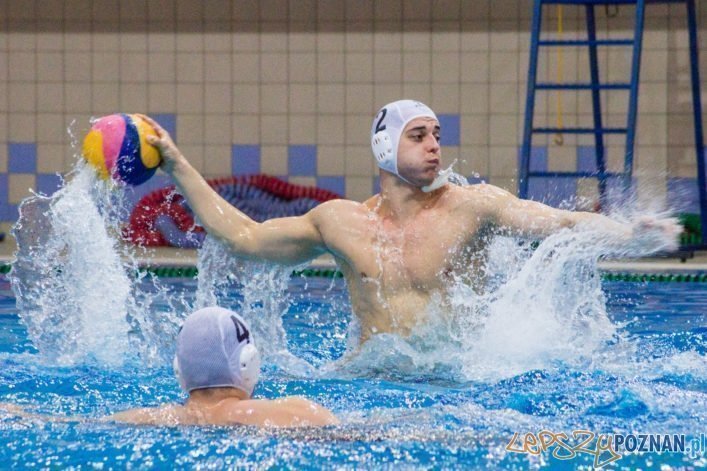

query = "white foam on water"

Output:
[[324, 207, 687, 383], [195, 235, 315, 376], [10, 164, 132, 365], [16, 151, 686, 383], [459, 230, 618, 381], [9, 156, 188, 366]]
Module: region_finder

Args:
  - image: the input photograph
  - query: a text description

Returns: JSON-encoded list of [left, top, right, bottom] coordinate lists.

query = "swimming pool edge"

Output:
[[2, 259, 707, 281]]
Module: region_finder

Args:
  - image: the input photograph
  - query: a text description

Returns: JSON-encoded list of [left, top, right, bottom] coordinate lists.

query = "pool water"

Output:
[[0, 274, 705, 469]]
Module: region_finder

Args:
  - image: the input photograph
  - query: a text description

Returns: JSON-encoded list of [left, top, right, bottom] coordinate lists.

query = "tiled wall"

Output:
[[1, 0, 706, 232]]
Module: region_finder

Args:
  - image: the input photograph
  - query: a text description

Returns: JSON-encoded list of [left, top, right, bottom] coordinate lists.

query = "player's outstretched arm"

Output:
[[476, 184, 680, 252], [139, 114, 328, 265]]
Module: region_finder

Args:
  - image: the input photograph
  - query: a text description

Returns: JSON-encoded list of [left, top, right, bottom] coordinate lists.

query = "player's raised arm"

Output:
[[476, 184, 680, 253], [139, 115, 328, 265], [478, 184, 624, 238]]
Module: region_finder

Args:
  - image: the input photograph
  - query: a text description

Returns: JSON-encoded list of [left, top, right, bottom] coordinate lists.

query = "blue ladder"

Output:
[[519, 0, 707, 249]]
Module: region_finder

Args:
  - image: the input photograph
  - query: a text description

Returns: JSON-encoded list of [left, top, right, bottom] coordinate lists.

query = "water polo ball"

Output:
[[82, 113, 161, 185]]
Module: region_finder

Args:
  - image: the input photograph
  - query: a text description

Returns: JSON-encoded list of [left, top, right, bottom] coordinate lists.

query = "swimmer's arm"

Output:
[[106, 406, 181, 426], [481, 185, 681, 249], [154, 161, 326, 264], [0, 402, 82, 423], [139, 115, 327, 265], [501, 196, 626, 238], [0, 402, 182, 426], [479, 185, 627, 238]]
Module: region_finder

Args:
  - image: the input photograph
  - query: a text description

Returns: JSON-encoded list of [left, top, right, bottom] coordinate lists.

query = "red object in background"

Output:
[[123, 175, 340, 246]]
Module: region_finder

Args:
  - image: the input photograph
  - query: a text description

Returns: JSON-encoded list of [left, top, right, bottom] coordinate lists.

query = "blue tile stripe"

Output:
[[232, 145, 261, 176], [466, 175, 486, 184], [0, 174, 8, 203], [316, 176, 345, 197], [516, 145, 576, 206], [8, 142, 37, 173], [526, 178, 577, 207], [517, 145, 548, 173], [577, 145, 597, 173], [667, 177, 699, 214], [0, 204, 18, 222], [0, 136, 696, 223], [35, 174, 63, 196], [437, 114, 460, 147], [288, 145, 317, 176], [151, 114, 177, 141]]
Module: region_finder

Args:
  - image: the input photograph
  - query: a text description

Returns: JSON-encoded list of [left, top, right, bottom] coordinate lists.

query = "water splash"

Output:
[[462, 230, 618, 380], [195, 235, 314, 376], [7, 144, 689, 388], [10, 165, 132, 365], [326, 211, 686, 383], [9, 162, 185, 366]]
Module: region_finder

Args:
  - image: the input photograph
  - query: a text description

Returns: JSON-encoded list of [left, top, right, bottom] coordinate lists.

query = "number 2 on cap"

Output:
[[375, 108, 387, 133]]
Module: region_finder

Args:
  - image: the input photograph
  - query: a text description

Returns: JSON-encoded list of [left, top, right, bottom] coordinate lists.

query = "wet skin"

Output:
[[140, 115, 680, 342], [0, 389, 339, 428], [108, 388, 339, 427]]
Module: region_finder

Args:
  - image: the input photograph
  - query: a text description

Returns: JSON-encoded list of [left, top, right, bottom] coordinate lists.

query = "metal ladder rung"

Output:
[[532, 127, 628, 134], [536, 82, 631, 90], [528, 171, 626, 178], [538, 39, 633, 46]]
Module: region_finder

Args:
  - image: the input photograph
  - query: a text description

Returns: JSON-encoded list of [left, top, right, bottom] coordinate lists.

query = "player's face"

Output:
[[397, 117, 441, 186]]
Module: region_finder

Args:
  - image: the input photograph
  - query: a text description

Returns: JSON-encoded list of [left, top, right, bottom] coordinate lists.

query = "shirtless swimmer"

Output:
[[1, 307, 338, 428], [139, 100, 680, 342]]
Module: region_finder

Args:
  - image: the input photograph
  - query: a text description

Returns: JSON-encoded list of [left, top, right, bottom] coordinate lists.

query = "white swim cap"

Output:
[[173, 306, 261, 397], [370, 99, 438, 180]]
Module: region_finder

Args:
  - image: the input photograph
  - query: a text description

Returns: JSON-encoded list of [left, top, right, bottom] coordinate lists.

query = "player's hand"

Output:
[[136, 114, 187, 176], [631, 216, 682, 252]]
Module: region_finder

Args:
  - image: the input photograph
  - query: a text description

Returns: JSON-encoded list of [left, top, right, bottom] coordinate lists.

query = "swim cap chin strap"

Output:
[[371, 100, 456, 193]]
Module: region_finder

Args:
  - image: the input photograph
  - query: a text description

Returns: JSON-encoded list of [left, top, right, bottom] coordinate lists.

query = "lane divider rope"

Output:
[[0, 263, 704, 281]]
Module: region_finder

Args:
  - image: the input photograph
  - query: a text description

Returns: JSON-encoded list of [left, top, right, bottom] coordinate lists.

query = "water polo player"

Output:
[[105, 307, 338, 427], [139, 103, 680, 341], [1, 307, 338, 428]]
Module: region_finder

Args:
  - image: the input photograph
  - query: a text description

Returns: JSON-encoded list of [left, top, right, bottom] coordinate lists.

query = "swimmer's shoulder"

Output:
[[307, 198, 372, 225], [311, 197, 370, 213], [443, 184, 520, 228], [458, 182, 512, 198], [219, 396, 338, 427], [107, 404, 187, 425], [448, 182, 514, 210], [267, 396, 339, 426]]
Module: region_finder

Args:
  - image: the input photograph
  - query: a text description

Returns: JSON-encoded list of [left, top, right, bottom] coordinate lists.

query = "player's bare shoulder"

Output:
[[463, 182, 512, 196], [308, 198, 372, 228], [447, 183, 516, 221], [447, 182, 496, 206], [306, 198, 376, 258]]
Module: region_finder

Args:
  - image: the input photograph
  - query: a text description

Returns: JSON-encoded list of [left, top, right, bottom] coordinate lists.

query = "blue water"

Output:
[[0, 274, 705, 469]]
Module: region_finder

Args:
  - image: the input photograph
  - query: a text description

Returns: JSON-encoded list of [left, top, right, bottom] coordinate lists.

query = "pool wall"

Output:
[[0, 1, 706, 236]]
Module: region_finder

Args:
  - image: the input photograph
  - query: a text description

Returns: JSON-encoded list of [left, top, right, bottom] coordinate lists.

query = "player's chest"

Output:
[[344, 215, 473, 285]]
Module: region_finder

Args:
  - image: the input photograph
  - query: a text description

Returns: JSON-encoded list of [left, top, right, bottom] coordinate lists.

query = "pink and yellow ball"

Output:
[[82, 114, 161, 186]]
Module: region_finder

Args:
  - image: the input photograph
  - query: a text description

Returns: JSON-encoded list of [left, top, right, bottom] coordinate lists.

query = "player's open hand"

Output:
[[631, 216, 682, 253]]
